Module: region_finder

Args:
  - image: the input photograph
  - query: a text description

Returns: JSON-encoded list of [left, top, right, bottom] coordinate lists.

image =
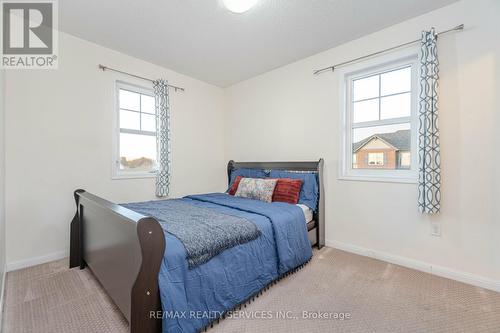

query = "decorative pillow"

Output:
[[234, 178, 278, 203], [272, 178, 303, 204], [269, 170, 318, 211], [228, 168, 269, 192], [228, 176, 243, 195]]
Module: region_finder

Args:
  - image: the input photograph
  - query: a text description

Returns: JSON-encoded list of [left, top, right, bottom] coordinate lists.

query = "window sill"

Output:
[[338, 174, 417, 184], [112, 172, 157, 180]]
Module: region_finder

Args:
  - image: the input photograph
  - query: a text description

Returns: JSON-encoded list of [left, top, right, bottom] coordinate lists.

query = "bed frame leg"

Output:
[[70, 189, 85, 269], [317, 158, 325, 249], [130, 217, 165, 333]]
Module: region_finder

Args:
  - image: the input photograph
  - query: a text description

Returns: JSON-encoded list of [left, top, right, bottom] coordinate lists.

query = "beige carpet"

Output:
[[3, 247, 500, 333]]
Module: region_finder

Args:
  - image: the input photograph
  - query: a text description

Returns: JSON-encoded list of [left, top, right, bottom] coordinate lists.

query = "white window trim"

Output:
[[112, 80, 157, 180], [338, 48, 419, 184]]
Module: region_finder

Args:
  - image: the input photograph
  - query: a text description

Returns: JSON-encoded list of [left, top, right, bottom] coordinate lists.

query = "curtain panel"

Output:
[[153, 79, 171, 197], [418, 28, 441, 214]]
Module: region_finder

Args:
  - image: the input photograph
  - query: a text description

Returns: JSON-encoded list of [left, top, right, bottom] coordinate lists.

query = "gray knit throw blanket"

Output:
[[122, 199, 261, 269]]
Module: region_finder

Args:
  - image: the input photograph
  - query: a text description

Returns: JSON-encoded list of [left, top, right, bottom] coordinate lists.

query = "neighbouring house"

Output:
[[120, 156, 155, 170], [352, 130, 411, 169]]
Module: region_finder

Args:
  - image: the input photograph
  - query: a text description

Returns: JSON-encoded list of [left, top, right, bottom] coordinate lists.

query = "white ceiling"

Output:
[[59, 0, 458, 87]]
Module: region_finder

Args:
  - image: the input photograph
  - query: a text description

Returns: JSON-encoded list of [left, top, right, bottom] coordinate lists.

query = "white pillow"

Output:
[[234, 178, 278, 203]]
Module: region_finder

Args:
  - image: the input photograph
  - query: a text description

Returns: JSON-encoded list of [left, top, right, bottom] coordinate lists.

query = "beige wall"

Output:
[[225, 0, 500, 285], [5, 32, 227, 268], [0, 69, 5, 318]]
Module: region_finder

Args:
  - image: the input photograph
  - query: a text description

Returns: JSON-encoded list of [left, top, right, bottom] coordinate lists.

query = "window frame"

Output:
[[112, 80, 157, 180], [338, 49, 419, 183]]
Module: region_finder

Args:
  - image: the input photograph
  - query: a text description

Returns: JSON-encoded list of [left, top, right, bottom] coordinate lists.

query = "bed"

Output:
[[69, 159, 325, 333]]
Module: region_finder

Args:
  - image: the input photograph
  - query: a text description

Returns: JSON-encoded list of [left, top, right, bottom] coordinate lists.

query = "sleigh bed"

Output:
[[69, 159, 325, 333]]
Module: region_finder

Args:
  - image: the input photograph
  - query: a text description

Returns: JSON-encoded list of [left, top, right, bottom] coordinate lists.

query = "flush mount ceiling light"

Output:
[[223, 0, 258, 13]]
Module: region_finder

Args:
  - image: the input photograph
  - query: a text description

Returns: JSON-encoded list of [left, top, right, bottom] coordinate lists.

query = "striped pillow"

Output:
[[272, 178, 303, 204]]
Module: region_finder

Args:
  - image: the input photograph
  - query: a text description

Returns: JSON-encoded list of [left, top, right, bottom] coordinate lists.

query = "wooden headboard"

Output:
[[227, 159, 325, 249]]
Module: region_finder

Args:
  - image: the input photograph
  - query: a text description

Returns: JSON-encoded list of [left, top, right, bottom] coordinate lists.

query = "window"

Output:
[[399, 151, 411, 169], [339, 51, 418, 183], [368, 152, 384, 166], [113, 81, 157, 179]]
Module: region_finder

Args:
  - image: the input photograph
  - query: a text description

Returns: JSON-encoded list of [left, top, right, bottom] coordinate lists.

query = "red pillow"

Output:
[[272, 178, 303, 204], [228, 176, 243, 195]]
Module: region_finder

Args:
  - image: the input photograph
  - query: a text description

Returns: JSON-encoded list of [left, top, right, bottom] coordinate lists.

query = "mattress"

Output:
[[297, 204, 314, 223]]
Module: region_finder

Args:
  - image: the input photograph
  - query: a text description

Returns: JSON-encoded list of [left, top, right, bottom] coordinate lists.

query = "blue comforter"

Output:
[[122, 199, 261, 269], [149, 193, 312, 333]]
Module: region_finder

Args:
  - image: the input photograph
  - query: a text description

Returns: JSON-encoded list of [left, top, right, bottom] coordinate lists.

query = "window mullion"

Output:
[[139, 94, 142, 131], [352, 95, 380, 104], [120, 128, 156, 136], [378, 74, 382, 121], [379, 90, 412, 99], [119, 108, 140, 113], [352, 117, 411, 129]]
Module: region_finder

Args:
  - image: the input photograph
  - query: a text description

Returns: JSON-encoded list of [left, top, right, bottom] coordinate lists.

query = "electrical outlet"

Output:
[[430, 222, 441, 237]]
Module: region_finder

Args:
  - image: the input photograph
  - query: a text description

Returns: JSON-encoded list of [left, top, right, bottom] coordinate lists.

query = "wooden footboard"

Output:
[[70, 190, 165, 333]]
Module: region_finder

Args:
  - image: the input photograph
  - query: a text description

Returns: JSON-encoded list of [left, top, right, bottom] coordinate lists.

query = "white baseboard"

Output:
[[326, 239, 500, 293], [4, 243, 500, 293], [6, 250, 68, 272]]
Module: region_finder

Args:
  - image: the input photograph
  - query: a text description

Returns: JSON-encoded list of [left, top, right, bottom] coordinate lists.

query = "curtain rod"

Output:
[[313, 24, 464, 75], [98, 64, 185, 92]]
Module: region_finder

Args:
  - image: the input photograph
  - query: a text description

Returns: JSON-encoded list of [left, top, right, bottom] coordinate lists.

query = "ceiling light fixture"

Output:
[[223, 0, 258, 14]]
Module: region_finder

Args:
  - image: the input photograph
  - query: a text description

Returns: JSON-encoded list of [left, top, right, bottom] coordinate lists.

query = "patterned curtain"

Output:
[[153, 80, 171, 197], [418, 29, 441, 214]]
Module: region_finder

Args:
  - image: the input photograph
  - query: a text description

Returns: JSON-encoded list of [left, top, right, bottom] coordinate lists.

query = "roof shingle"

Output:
[[353, 129, 411, 152]]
